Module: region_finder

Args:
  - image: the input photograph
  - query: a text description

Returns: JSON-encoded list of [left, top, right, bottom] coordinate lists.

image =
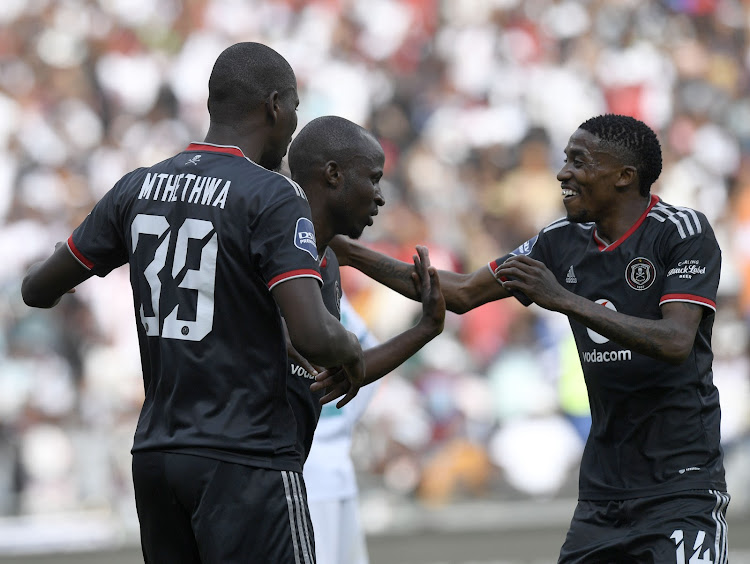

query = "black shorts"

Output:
[[132, 451, 316, 564], [558, 490, 729, 564]]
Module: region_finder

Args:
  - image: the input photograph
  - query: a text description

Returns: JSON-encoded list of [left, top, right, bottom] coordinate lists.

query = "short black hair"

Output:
[[207, 42, 296, 125], [578, 114, 662, 196], [288, 116, 375, 183]]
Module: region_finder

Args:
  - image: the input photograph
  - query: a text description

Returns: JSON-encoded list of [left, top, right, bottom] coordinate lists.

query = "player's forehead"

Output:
[[352, 135, 385, 170], [563, 128, 602, 158]]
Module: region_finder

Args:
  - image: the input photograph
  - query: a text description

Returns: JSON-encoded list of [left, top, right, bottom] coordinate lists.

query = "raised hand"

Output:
[[411, 245, 445, 336]]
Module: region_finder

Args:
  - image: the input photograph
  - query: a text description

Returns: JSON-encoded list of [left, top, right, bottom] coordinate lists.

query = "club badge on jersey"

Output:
[[294, 217, 317, 260], [625, 257, 656, 291]]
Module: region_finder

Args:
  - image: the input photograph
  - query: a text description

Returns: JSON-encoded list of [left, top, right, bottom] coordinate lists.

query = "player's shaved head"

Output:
[[579, 114, 662, 196], [288, 116, 379, 184], [208, 42, 297, 125]]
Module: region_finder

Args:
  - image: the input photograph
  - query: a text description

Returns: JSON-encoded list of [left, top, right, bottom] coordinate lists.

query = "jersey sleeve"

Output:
[[68, 184, 129, 277], [487, 233, 546, 306], [659, 217, 721, 312], [252, 193, 322, 290]]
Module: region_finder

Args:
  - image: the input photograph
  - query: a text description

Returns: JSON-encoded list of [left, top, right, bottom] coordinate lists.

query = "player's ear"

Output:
[[324, 161, 342, 187], [615, 165, 637, 189], [264, 91, 280, 125]]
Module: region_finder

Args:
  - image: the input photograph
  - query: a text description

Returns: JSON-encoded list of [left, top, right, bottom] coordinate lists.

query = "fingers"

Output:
[[494, 257, 536, 280], [412, 246, 434, 296], [310, 367, 344, 392], [319, 385, 347, 405], [336, 384, 360, 409]]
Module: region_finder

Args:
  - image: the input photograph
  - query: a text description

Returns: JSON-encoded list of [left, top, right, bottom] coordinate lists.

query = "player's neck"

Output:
[[203, 123, 265, 164], [306, 200, 334, 256], [595, 196, 650, 244]]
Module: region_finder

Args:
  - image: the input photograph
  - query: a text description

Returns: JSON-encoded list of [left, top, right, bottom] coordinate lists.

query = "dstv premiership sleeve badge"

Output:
[[294, 217, 318, 260], [252, 192, 322, 290]]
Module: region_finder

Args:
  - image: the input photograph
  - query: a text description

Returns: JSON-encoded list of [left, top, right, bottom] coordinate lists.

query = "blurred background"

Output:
[[2, 0, 750, 562]]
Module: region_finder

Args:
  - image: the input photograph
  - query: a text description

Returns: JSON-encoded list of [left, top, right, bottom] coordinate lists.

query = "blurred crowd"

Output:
[[3, 0, 750, 532]]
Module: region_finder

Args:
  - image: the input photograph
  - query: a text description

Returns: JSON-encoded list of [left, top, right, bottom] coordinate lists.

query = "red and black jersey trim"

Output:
[[268, 269, 323, 291], [67, 235, 93, 270], [660, 293, 716, 311], [185, 142, 245, 157]]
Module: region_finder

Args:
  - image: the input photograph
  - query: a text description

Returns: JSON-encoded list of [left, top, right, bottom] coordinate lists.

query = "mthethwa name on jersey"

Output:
[[138, 172, 231, 209]]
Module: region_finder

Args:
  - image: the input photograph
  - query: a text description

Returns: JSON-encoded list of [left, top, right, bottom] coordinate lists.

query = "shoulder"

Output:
[[541, 216, 594, 235], [538, 217, 594, 246], [323, 246, 340, 269], [107, 166, 151, 201], [646, 198, 712, 241], [243, 161, 309, 202]]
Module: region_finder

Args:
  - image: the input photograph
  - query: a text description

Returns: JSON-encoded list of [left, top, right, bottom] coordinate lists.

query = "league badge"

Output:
[[294, 217, 318, 260]]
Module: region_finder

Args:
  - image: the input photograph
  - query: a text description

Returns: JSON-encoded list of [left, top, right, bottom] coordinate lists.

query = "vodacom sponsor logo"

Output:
[[583, 299, 633, 363], [587, 299, 616, 344]]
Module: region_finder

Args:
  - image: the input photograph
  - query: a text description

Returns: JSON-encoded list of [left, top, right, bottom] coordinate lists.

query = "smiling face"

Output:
[[336, 134, 386, 239], [557, 128, 628, 224]]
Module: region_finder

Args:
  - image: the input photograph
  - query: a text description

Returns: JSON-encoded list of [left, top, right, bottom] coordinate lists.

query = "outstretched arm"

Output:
[[329, 235, 510, 313], [495, 255, 703, 364], [312, 246, 446, 405], [22, 242, 93, 308]]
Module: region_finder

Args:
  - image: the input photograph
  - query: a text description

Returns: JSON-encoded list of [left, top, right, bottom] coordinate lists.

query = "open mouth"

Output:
[[562, 188, 578, 200]]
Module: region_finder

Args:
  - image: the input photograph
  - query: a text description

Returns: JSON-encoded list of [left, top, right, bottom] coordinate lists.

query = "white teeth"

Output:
[[562, 189, 577, 196]]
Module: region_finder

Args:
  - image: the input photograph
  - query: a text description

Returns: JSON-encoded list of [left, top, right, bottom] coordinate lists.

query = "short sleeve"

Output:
[[487, 233, 545, 306], [69, 187, 129, 277], [252, 194, 322, 290], [659, 222, 721, 312]]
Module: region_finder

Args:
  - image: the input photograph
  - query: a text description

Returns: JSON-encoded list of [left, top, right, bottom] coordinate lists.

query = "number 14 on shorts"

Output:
[[671, 529, 712, 564]]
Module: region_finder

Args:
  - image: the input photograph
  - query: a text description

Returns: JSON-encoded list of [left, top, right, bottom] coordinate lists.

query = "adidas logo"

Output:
[[566, 265, 577, 284]]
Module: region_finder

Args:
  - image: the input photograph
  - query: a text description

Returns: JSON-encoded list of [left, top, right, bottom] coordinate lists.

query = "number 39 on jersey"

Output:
[[132, 213, 218, 342]]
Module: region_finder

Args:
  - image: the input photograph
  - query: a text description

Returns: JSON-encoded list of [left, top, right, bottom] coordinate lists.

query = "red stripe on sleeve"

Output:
[[67, 236, 94, 270], [660, 293, 716, 310], [267, 269, 323, 290]]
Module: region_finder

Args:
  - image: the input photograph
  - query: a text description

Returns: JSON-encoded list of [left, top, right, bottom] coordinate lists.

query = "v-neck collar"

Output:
[[593, 194, 659, 251]]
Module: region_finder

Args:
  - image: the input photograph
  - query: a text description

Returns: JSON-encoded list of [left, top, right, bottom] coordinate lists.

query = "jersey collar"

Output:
[[593, 194, 660, 251], [185, 142, 246, 157]]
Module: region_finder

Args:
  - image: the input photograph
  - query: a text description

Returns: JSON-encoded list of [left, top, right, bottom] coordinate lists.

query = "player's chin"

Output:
[[347, 225, 367, 240], [564, 204, 589, 224], [259, 152, 284, 172]]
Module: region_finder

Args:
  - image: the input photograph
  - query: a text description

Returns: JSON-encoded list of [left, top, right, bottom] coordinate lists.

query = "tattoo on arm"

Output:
[[375, 258, 414, 285]]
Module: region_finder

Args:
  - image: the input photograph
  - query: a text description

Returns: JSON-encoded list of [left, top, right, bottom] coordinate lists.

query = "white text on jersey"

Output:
[[290, 363, 315, 380], [138, 172, 230, 209], [582, 349, 632, 363]]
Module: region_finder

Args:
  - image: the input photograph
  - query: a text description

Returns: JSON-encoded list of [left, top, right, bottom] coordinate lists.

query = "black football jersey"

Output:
[[68, 142, 323, 473], [490, 195, 725, 500], [285, 246, 342, 463]]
